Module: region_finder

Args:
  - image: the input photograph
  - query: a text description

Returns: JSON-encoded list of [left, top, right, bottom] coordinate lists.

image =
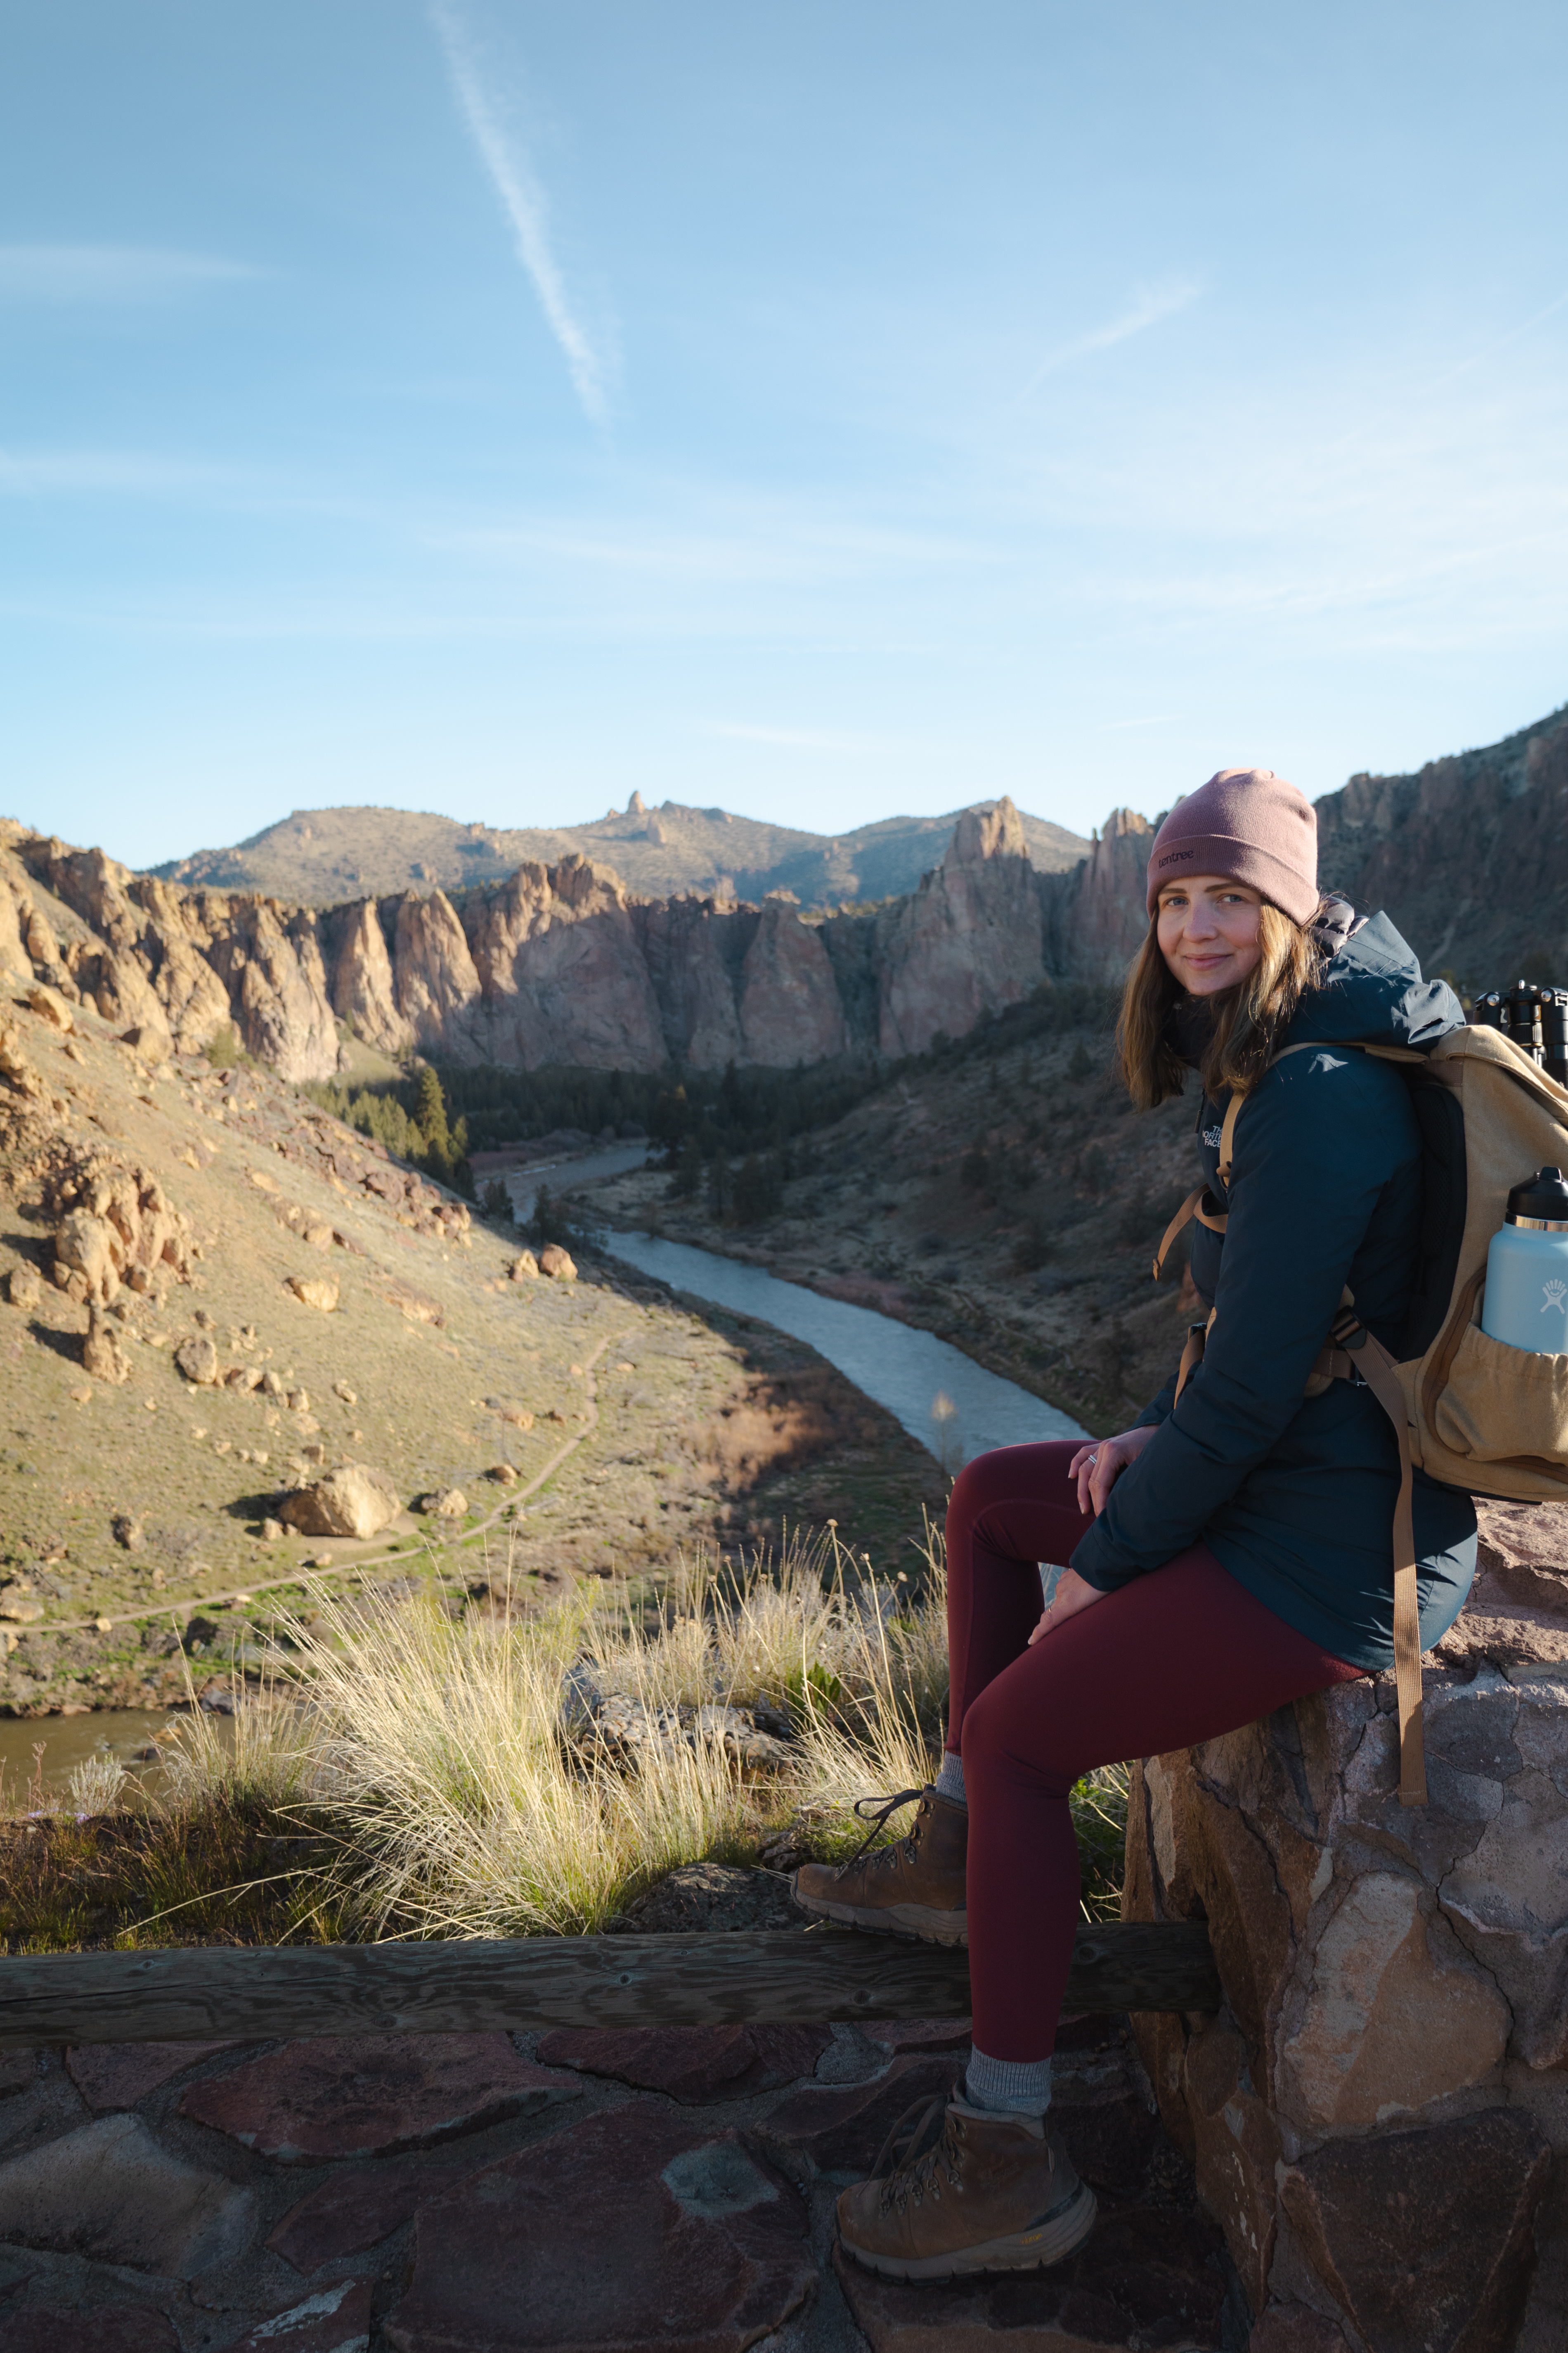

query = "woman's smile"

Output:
[[1156, 874, 1264, 996]]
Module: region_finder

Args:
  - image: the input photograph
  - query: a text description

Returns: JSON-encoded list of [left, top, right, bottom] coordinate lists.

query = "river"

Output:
[[506, 1147, 1087, 1468]]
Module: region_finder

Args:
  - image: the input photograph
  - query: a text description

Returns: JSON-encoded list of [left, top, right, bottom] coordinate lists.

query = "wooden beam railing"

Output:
[[0, 1922, 1217, 2049]]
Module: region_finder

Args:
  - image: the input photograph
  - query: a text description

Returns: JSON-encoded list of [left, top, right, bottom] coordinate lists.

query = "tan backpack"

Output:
[[1154, 1024, 1568, 1806]]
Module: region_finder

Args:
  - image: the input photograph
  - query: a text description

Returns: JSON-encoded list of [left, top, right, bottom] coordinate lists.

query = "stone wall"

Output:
[[1122, 1500, 1568, 2352]]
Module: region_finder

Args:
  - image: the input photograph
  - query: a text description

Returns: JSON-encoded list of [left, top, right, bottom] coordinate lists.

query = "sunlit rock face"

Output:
[[1123, 1498, 1568, 2350], [0, 793, 1150, 1079], [875, 798, 1045, 1057]]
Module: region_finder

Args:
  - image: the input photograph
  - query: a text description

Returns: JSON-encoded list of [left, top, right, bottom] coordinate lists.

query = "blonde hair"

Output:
[[1117, 898, 1326, 1110]]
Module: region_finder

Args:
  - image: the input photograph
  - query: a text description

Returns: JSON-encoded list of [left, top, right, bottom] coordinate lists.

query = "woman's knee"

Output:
[[947, 1440, 1078, 1533], [958, 1676, 1023, 1780], [959, 1664, 1078, 1798]]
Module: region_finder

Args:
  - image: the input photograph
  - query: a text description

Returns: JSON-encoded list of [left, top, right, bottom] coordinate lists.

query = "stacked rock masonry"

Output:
[[1123, 1499, 1568, 2353]]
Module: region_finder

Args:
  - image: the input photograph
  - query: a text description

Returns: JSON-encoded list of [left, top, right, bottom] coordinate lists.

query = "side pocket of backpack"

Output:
[[1428, 1269, 1568, 1475]]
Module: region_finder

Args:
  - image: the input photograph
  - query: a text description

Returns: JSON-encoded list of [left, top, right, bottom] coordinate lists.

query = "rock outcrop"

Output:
[[873, 801, 1044, 1056], [39, 1144, 196, 1305], [1123, 1496, 1568, 2348], [1041, 808, 1158, 983]]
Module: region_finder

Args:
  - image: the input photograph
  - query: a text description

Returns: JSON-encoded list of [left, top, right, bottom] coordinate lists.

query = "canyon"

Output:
[[0, 800, 1146, 1082], [7, 698, 1568, 1092]]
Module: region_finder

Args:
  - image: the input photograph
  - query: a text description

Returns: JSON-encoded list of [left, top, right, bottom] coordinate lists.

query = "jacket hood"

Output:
[[1283, 897, 1464, 1052]]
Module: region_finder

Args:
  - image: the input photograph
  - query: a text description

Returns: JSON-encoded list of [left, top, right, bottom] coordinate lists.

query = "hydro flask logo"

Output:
[[1543, 1280, 1568, 1316]]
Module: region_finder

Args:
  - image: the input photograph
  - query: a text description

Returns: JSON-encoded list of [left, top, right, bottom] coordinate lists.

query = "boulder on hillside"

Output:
[[82, 1309, 131, 1385], [508, 1252, 539, 1281], [55, 1209, 120, 1304], [286, 1273, 339, 1313], [174, 1334, 221, 1386], [26, 984, 73, 1032], [539, 1245, 576, 1281], [119, 1022, 171, 1062], [279, 1464, 400, 1541], [0, 1020, 43, 1098]]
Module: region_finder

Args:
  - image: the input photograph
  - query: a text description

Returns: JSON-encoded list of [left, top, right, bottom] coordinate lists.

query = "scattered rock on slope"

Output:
[[279, 1465, 401, 1542], [175, 1334, 221, 1386], [286, 1273, 339, 1313], [82, 1309, 131, 1385]]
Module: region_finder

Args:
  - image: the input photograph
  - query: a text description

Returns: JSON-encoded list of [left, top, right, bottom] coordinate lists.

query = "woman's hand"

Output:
[[1029, 1427, 1160, 1646], [1027, 1565, 1108, 1645], [1067, 1424, 1157, 1518]]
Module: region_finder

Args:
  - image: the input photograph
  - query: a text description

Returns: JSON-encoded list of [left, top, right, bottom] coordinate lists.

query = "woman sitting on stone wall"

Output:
[[793, 765, 1478, 2281]]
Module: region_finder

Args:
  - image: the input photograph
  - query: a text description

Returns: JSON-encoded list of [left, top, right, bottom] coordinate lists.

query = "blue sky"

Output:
[[4, 0, 1567, 870]]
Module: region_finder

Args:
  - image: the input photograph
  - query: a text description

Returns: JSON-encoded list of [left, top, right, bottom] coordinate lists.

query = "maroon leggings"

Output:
[[948, 1441, 1363, 2061]]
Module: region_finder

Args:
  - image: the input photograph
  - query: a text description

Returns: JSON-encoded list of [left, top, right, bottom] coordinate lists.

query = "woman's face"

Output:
[[1156, 874, 1264, 997]]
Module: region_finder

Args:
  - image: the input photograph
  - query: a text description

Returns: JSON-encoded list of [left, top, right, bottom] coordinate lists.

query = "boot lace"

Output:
[[833, 1787, 926, 1880], [876, 2102, 968, 2215]]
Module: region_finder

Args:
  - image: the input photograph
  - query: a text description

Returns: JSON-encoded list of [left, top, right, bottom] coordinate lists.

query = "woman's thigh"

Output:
[[960, 1543, 1362, 1795]]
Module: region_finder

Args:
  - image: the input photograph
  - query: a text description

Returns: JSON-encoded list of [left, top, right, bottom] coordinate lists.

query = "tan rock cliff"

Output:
[[0, 807, 1072, 1082], [874, 797, 1044, 1056]]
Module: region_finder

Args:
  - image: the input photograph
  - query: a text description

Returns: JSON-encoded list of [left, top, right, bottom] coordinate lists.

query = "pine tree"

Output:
[[415, 1066, 449, 1156]]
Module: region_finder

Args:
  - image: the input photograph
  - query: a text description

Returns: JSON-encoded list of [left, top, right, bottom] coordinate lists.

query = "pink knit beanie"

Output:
[[1145, 767, 1318, 924]]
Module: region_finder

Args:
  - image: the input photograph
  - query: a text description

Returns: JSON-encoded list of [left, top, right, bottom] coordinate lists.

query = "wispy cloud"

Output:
[[428, 1, 612, 426], [0, 245, 258, 302], [1020, 275, 1201, 395]]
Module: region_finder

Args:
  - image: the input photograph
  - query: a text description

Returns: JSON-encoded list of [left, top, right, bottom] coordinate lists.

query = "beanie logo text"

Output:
[[1156, 848, 1195, 870]]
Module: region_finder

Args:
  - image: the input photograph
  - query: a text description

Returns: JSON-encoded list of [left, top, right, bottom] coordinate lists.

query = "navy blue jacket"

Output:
[[1071, 907, 1477, 1671]]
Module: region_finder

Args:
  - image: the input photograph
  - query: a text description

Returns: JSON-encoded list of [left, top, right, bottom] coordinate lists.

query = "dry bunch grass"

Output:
[[3, 1513, 1127, 1947]]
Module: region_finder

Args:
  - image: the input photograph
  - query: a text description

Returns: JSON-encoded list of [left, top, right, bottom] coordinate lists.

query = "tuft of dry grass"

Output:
[[1, 1514, 1127, 1948]]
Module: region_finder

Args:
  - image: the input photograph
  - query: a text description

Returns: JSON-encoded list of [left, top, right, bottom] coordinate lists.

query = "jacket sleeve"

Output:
[[1071, 1051, 1400, 1591]]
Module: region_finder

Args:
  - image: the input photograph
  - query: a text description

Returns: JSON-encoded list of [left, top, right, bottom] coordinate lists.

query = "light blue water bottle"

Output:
[[1481, 1166, 1568, 1354]]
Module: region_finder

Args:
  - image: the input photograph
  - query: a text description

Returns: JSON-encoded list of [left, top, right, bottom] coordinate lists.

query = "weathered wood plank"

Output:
[[0, 1923, 1216, 2048]]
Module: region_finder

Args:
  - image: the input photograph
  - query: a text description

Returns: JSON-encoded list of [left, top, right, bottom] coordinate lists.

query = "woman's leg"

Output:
[[793, 1440, 1090, 1941], [961, 1542, 1363, 2062], [943, 1440, 1093, 1760]]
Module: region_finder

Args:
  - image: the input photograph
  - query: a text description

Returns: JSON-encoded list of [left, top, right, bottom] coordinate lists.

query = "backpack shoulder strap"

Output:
[[1216, 1040, 1353, 1186]]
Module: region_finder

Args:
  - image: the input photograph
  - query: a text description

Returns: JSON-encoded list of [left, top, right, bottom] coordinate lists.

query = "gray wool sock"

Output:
[[963, 2045, 1052, 2120], [933, 1751, 966, 1808]]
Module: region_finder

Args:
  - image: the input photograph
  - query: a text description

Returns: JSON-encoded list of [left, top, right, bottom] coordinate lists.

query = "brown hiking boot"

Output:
[[791, 1786, 967, 1945], [837, 2092, 1097, 2281]]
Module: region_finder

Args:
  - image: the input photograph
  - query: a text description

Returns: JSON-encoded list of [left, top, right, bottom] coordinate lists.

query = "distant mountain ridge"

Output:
[[150, 797, 1092, 911]]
